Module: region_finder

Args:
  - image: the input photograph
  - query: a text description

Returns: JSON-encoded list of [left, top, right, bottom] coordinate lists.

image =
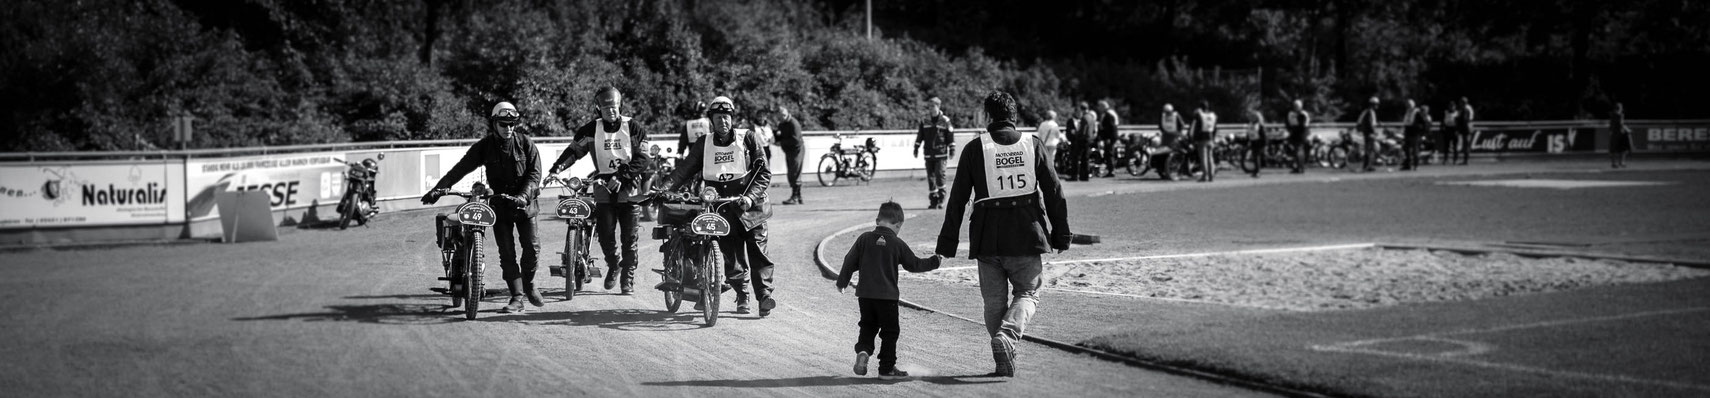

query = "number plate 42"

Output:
[[455, 202, 497, 227]]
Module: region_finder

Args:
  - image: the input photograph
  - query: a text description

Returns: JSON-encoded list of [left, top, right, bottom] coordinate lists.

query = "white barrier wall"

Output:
[[0, 161, 184, 228]]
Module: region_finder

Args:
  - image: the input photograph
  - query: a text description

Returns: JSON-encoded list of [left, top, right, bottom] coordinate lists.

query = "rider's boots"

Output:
[[735, 291, 751, 314], [603, 262, 620, 291], [499, 279, 527, 314], [782, 186, 802, 205], [619, 266, 636, 295], [522, 278, 545, 307]]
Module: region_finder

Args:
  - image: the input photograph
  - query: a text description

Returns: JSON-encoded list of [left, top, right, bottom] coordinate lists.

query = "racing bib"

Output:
[[701, 129, 750, 183], [980, 134, 1037, 200], [685, 118, 710, 144], [594, 117, 633, 175]]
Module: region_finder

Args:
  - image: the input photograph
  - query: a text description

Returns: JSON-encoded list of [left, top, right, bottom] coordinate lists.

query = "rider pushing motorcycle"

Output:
[[420, 101, 544, 314], [658, 96, 778, 317], [547, 86, 653, 295]]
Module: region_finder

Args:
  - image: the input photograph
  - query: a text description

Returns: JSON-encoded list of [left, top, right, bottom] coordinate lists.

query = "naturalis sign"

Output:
[[0, 162, 186, 228]]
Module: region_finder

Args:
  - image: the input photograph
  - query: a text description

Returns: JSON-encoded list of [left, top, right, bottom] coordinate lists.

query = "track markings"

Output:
[[930, 243, 1375, 272], [1312, 307, 1710, 392], [1437, 179, 1673, 189]]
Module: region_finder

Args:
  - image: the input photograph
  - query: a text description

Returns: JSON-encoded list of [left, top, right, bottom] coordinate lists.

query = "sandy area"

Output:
[[909, 248, 1710, 311]]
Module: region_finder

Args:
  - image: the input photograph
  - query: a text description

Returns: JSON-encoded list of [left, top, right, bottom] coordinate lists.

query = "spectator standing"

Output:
[[1246, 109, 1268, 178], [1190, 101, 1218, 182], [1610, 102, 1633, 168], [1097, 100, 1120, 178], [1158, 104, 1185, 181], [1037, 110, 1062, 164], [1455, 97, 1475, 165], [1405, 105, 1431, 171], [914, 97, 956, 209], [775, 106, 805, 205], [1286, 100, 1311, 174], [1355, 97, 1380, 172]]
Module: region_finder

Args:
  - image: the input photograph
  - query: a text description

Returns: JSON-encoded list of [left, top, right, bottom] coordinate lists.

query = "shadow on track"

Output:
[[480, 308, 715, 331], [640, 374, 1006, 388], [230, 301, 501, 325]]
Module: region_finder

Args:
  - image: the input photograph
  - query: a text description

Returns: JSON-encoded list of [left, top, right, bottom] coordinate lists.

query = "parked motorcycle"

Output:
[[427, 182, 498, 320], [334, 153, 384, 230], [544, 176, 600, 302]]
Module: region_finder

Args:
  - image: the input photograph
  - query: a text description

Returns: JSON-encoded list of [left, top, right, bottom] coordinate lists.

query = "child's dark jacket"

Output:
[[835, 226, 941, 300]]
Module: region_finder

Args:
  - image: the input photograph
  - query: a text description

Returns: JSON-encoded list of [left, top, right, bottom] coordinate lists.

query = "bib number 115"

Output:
[[995, 174, 1029, 190]]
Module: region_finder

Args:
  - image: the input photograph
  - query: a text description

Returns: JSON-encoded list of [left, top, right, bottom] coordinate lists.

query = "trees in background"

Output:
[[2, 0, 1705, 151]]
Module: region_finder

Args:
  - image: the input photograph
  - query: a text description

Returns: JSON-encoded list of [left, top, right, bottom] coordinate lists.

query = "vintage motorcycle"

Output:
[[649, 185, 744, 327], [427, 182, 498, 320], [334, 153, 384, 230], [544, 176, 600, 302], [817, 136, 879, 187]]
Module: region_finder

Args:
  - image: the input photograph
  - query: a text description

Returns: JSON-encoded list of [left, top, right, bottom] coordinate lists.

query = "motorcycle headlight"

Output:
[[701, 186, 719, 202], [566, 177, 583, 190]]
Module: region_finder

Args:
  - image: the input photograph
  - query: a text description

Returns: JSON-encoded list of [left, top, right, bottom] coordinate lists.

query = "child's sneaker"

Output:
[[877, 367, 910, 379], [853, 351, 869, 376]]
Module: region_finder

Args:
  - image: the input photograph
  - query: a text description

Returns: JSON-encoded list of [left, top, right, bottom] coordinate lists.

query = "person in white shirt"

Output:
[[1036, 110, 1062, 165]]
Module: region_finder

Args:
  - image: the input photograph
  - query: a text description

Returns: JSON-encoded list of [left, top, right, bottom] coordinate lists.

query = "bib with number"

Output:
[[685, 118, 710, 144], [594, 117, 633, 175], [701, 129, 750, 182], [980, 134, 1037, 200]]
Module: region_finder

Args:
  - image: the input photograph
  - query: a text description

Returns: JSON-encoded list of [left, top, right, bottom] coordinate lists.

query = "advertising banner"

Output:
[[1635, 124, 1710, 151], [185, 153, 347, 222], [0, 161, 185, 228]]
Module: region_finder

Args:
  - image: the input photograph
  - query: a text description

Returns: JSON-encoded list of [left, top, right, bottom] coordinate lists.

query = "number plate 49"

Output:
[[455, 202, 497, 227]]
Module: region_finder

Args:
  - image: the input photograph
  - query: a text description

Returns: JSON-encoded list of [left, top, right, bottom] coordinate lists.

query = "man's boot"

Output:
[[603, 264, 619, 291], [735, 291, 751, 314], [522, 278, 545, 307], [782, 186, 802, 205], [499, 279, 526, 314], [619, 266, 636, 295]]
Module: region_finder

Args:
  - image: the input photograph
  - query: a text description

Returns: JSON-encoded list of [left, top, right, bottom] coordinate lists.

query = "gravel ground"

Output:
[[910, 248, 1710, 311]]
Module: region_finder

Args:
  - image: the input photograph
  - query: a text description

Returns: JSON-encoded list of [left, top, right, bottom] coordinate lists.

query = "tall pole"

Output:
[[865, 0, 872, 40]]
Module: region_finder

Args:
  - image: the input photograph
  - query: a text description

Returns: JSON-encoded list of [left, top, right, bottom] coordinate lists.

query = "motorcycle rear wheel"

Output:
[[1126, 152, 1151, 177], [1328, 147, 1350, 169], [463, 230, 484, 320], [662, 242, 683, 312], [700, 245, 722, 326]]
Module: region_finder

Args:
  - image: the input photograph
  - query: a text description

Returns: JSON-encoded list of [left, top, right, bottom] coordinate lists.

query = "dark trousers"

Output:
[[1068, 137, 1089, 180], [716, 222, 773, 301], [1196, 139, 1215, 181], [782, 145, 804, 188], [1403, 132, 1421, 169], [1456, 128, 1473, 163], [855, 298, 901, 369], [925, 157, 947, 195], [1098, 137, 1118, 176], [1249, 142, 1267, 174], [594, 203, 640, 281], [1361, 131, 1376, 170], [1289, 128, 1309, 172], [492, 205, 541, 293]]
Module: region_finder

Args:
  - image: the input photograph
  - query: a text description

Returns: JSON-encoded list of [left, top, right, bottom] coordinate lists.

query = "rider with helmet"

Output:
[[420, 101, 544, 313], [547, 86, 653, 295], [677, 100, 711, 152], [659, 96, 778, 317]]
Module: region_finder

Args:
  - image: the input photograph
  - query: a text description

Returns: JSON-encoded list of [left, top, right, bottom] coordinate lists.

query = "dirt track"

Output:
[[0, 179, 1267, 397]]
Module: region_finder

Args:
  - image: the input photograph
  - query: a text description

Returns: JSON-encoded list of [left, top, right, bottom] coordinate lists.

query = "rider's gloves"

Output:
[[504, 194, 528, 209], [420, 190, 442, 205], [737, 195, 753, 210]]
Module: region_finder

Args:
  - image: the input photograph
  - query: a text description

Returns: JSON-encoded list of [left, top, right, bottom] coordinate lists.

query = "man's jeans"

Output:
[[977, 255, 1041, 340]]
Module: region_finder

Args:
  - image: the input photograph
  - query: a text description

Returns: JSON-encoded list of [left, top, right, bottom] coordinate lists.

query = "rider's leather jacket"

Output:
[[549, 117, 652, 203]]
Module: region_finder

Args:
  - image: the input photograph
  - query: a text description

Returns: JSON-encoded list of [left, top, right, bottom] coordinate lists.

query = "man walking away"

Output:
[[937, 91, 1072, 378], [1247, 109, 1268, 178], [1038, 110, 1062, 165], [1456, 97, 1475, 165], [1158, 104, 1184, 181], [1097, 100, 1120, 178]]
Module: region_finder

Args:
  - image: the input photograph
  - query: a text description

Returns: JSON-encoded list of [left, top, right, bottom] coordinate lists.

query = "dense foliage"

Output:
[[2, 0, 1705, 151]]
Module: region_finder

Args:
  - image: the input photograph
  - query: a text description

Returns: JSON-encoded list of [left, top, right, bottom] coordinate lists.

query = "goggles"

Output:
[[707, 102, 737, 115]]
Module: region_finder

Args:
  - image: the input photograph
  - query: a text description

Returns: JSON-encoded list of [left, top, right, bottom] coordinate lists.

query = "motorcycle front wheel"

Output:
[[1126, 152, 1151, 177], [700, 244, 722, 326], [1328, 147, 1350, 169], [563, 227, 585, 301], [463, 230, 485, 320], [816, 155, 838, 187], [856, 151, 877, 182], [338, 196, 356, 230]]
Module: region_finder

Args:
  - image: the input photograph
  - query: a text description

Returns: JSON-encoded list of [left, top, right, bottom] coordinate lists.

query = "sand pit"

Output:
[[909, 248, 1710, 311]]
